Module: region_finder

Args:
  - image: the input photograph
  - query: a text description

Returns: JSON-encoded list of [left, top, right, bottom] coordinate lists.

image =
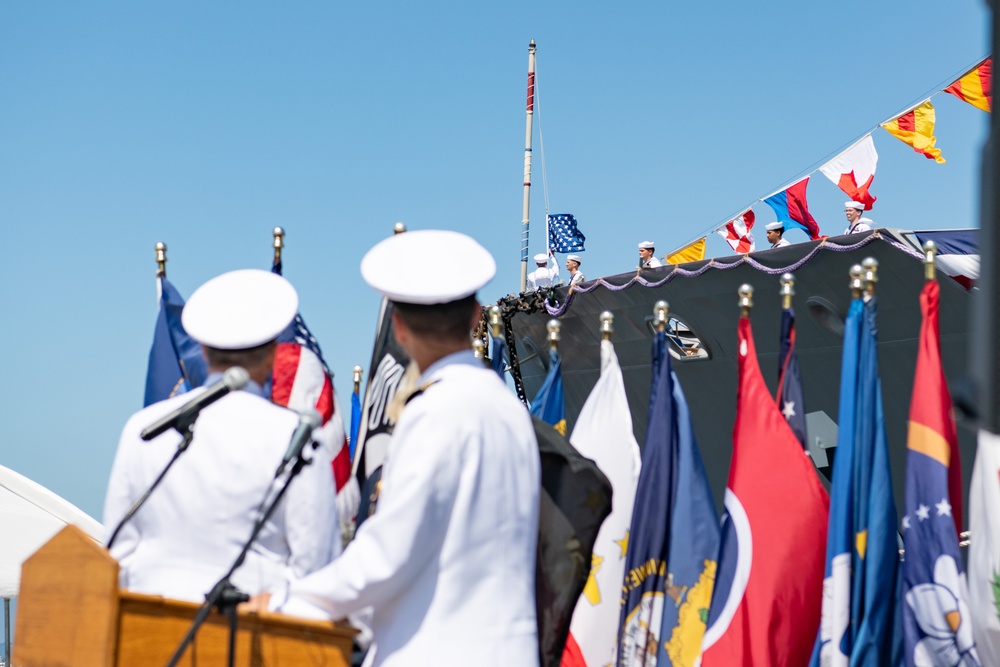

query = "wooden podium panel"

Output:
[[14, 525, 356, 667]]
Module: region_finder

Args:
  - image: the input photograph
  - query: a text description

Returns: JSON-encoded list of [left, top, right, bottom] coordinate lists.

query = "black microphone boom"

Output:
[[277, 409, 323, 474], [140, 367, 251, 441]]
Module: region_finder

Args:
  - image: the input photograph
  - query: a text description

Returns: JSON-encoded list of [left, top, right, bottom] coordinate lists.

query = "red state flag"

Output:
[[700, 316, 829, 666]]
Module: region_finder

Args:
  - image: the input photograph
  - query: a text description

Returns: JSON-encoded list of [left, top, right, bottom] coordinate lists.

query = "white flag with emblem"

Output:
[[969, 429, 1000, 664], [563, 339, 642, 666]]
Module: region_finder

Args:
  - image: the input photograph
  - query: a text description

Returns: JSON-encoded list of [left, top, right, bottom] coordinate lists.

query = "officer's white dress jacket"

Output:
[[278, 351, 541, 667], [103, 380, 338, 602]]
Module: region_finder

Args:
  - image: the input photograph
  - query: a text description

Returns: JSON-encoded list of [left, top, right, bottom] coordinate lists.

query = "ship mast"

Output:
[[519, 40, 536, 293]]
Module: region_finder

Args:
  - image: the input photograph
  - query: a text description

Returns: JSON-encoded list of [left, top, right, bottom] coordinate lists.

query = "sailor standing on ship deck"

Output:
[[259, 230, 541, 667], [566, 254, 585, 285], [844, 201, 872, 234], [526, 250, 559, 291], [765, 221, 791, 248], [102, 269, 338, 602], [638, 240, 662, 267]]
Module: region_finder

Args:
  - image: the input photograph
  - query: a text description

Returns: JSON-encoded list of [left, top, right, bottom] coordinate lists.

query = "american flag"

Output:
[[547, 213, 586, 253]]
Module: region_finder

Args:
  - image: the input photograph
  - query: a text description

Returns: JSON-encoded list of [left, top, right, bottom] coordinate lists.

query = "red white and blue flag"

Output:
[[700, 316, 828, 666], [763, 177, 822, 240]]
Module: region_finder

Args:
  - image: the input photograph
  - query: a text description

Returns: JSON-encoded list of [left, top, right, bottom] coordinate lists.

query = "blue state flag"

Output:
[[548, 213, 586, 253], [530, 348, 565, 435], [618, 330, 675, 666], [849, 297, 901, 666], [811, 297, 863, 666], [658, 357, 720, 665], [778, 306, 808, 449], [144, 276, 207, 406], [491, 335, 507, 380], [349, 387, 362, 462]]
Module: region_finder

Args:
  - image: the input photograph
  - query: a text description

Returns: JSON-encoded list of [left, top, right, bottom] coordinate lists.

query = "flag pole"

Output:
[[600, 311, 614, 341], [155, 242, 167, 279], [738, 285, 754, 318], [520, 40, 537, 293], [353, 366, 363, 395]]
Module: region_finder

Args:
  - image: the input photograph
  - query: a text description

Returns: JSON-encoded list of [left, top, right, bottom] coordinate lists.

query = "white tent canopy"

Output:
[[0, 464, 103, 597]]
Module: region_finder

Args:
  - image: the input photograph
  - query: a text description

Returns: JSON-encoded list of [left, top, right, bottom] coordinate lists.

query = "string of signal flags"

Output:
[[522, 242, 996, 666]]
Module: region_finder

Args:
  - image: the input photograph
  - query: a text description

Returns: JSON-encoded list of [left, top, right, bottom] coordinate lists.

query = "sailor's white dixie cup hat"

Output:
[[567, 254, 582, 264], [638, 241, 655, 249], [845, 201, 865, 211], [182, 269, 298, 349], [533, 253, 549, 264], [765, 222, 785, 231], [361, 230, 496, 305]]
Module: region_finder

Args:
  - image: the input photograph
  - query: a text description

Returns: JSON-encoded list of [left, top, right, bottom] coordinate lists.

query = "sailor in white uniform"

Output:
[[844, 201, 872, 234], [566, 253, 585, 285], [102, 269, 338, 603], [526, 251, 559, 291], [638, 241, 663, 268], [765, 221, 791, 248], [262, 230, 541, 667]]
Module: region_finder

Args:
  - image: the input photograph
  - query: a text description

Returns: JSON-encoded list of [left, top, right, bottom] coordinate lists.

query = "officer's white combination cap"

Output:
[[182, 269, 298, 349], [361, 230, 496, 305], [765, 221, 784, 231], [567, 254, 582, 263], [638, 241, 655, 249], [533, 253, 548, 263], [845, 201, 865, 210]]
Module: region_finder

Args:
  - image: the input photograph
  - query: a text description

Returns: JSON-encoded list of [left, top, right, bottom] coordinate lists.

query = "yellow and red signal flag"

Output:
[[944, 57, 992, 112], [881, 101, 946, 164]]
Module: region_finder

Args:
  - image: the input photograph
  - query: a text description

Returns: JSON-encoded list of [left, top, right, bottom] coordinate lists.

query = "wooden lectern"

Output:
[[13, 525, 357, 666]]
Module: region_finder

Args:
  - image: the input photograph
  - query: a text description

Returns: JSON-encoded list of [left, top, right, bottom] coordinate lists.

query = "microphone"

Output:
[[140, 367, 251, 441], [277, 409, 323, 474]]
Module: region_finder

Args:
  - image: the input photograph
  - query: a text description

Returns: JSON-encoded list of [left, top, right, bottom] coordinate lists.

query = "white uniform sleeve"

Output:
[[283, 400, 463, 618], [102, 417, 142, 571], [548, 256, 560, 283]]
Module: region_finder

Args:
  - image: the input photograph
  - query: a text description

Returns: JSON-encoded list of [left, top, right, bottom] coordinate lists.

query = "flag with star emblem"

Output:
[[777, 304, 807, 449], [618, 329, 720, 667], [701, 316, 827, 667], [561, 339, 641, 667], [530, 348, 566, 434], [970, 429, 1000, 663], [144, 275, 207, 406], [547, 213, 586, 253], [901, 278, 981, 665]]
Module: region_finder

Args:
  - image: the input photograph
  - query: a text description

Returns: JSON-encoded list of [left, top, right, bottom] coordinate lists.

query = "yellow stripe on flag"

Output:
[[907, 420, 951, 466], [666, 237, 706, 265], [881, 101, 946, 164]]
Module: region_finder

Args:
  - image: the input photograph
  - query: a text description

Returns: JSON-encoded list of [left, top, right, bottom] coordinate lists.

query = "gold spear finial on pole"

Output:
[[780, 273, 795, 310], [923, 240, 938, 281], [600, 311, 614, 341], [473, 337, 487, 359], [850, 264, 865, 298], [738, 284, 754, 317], [547, 319, 561, 351], [862, 257, 879, 297], [155, 242, 167, 278], [654, 300, 669, 332], [394, 222, 406, 235], [489, 305, 503, 339], [272, 227, 285, 267], [353, 365, 363, 394]]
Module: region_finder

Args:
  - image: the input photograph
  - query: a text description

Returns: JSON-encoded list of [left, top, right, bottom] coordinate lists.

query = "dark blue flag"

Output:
[[617, 330, 677, 665], [491, 335, 507, 380], [529, 348, 566, 435], [144, 277, 207, 406], [349, 387, 362, 462], [547, 213, 586, 253], [849, 297, 901, 665], [778, 307, 808, 449]]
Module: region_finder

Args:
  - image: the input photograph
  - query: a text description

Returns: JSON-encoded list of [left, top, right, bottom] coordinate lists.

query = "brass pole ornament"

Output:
[[922, 240, 938, 281], [272, 227, 285, 266], [155, 242, 167, 278], [547, 319, 561, 350], [600, 311, 614, 341], [738, 284, 754, 316], [393, 222, 406, 235], [850, 264, 865, 297], [489, 305, 503, 338], [654, 300, 669, 332], [473, 337, 486, 359], [353, 365, 363, 394], [862, 257, 879, 297], [780, 273, 795, 310]]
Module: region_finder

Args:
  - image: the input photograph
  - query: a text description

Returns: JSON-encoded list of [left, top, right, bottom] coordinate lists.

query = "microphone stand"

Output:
[[165, 440, 317, 667], [106, 411, 199, 550]]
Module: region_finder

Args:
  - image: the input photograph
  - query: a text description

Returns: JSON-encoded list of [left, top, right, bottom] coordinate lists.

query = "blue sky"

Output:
[[0, 1, 990, 521]]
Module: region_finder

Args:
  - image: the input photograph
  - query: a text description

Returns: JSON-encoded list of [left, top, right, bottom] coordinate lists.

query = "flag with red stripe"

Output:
[[819, 135, 878, 210], [944, 57, 992, 112], [882, 101, 946, 164], [717, 210, 756, 254]]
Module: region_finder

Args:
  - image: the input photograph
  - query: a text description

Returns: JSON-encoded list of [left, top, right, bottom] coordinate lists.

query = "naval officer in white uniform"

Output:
[[102, 269, 338, 603], [262, 230, 541, 667], [526, 250, 559, 291]]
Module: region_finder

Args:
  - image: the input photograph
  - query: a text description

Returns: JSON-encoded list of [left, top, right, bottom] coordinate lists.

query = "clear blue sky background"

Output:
[[0, 1, 990, 523]]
